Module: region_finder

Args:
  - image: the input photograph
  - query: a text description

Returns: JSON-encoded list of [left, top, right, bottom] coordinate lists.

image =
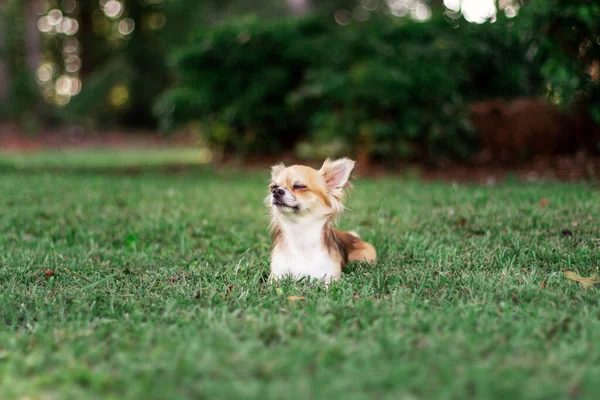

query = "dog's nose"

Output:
[[273, 188, 285, 198]]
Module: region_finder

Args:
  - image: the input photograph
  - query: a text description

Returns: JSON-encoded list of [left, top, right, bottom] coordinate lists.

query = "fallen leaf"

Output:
[[564, 270, 599, 288], [193, 290, 200, 299], [540, 281, 546, 290], [275, 288, 284, 296], [561, 229, 573, 237], [459, 218, 467, 227], [540, 198, 549, 207], [571, 221, 579, 227], [286, 296, 306, 301], [353, 293, 361, 299], [168, 275, 183, 282], [42, 269, 54, 277]]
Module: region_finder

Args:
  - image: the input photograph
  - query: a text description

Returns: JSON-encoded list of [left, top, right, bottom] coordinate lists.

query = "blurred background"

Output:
[[0, 0, 599, 180]]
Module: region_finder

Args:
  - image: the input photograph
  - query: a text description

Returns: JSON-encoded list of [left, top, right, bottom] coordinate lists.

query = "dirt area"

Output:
[[1, 123, 599, 183], [218, 152, 600, 184], [0, 123, 194, 151]]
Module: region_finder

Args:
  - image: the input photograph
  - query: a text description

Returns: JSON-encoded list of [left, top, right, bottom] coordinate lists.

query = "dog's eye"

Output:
[[293, 184, 307, 190]]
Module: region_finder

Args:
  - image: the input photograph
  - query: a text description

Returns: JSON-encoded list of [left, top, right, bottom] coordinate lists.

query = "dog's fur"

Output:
[[267, 158, 376, 282]]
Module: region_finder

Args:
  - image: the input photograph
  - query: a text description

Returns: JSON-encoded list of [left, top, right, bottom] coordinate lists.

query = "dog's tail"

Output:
[[336, 229, 376, 264]]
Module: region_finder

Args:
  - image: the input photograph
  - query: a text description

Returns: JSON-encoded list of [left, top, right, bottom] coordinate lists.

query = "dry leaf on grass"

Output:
[[286, 296, 306, 301], [564, 270, 599, 288], [42, 269, 54, 277], [540, 198, 549, 207]]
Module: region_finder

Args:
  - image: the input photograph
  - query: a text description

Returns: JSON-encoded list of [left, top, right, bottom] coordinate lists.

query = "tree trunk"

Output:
[[24, 0, 40, 74], [0, 0, 8, 102]]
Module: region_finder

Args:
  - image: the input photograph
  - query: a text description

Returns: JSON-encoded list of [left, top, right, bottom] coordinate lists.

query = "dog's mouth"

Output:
[[273, 199, 299, 211]]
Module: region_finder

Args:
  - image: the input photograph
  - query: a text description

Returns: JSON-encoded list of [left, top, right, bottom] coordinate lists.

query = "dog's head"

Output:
[[268, 158, 355, 219]]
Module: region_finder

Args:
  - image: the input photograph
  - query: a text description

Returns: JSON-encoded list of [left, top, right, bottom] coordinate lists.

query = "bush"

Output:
[[520, 0, 600, 146], [156, 13, 541, 162]]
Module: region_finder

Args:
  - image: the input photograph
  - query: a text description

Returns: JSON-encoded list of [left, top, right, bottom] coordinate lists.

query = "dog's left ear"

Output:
[[271, 163, 285, 180], [320, 158, 355, 190]]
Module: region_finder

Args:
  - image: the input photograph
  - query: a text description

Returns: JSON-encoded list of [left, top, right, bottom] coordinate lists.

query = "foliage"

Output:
[[1, 170, 600, 398], [0, 1, 42, 126], [157, 14, 539, 162], [11, 0, 363, 128], [520, 0, 600, 130]]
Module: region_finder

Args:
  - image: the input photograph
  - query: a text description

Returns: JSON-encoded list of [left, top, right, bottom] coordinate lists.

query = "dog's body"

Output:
[[267, 158, 376, 282]]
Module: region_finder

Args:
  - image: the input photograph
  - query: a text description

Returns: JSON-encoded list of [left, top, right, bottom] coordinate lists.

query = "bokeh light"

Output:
[[412, 4, 431, 22], [63, 37, 81, 55], [36, 1, 84, 105], [103, 0, 124, 19], [56, 75, 73, 96], [460, 0, 497, 24], [334, 9, 352, 25], [65, 56, 82, 73], [353, 6, 370, 22], [55, 94, 71, 106], [443, 0, 460, 12], [109, 84, 130, 107], [37, 16, 53, 33], [36, 63, 55, 84], [505, 6, 517, 18], [118, 18, 135, 36], [35, 0, 50, 15], [63, 0, 77, 14], [48, 9, 63, 25], [58, 17, 79, 35], [362, 0, 380, 11], [146, 12, 166, 30]]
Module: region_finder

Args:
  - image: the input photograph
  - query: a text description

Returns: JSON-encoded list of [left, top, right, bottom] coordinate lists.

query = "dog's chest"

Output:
[[271, 243, 341, 281]]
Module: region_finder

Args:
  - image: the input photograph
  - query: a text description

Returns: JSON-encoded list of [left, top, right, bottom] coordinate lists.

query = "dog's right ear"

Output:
[[320, 158, 355, 190], [271, 163, 285, 180]]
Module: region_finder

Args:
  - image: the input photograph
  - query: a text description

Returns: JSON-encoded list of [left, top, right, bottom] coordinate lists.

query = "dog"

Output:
[[267, 158, 376, 283]]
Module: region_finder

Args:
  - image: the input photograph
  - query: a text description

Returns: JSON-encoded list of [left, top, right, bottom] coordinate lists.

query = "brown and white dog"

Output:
[[267, 158, 376, 283]]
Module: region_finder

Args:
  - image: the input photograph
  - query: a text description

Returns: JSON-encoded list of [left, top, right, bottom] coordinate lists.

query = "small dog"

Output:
[[267, 158, 376, 283]]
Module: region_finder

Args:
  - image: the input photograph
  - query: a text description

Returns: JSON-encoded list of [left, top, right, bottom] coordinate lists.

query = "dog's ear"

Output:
[[271, 163, 285, 180], [320, 158, 355, 190]]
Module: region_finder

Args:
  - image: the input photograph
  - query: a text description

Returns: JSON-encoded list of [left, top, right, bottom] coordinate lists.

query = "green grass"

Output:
[[0, 148, 213, 171], [1, 168, 599, 399]]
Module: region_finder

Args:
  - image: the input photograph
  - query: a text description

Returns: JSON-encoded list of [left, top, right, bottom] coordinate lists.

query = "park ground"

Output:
[[1, 149, 600, 399]]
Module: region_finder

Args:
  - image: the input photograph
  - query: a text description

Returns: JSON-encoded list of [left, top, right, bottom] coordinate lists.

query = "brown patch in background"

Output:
[[470, 97, 600, 163]]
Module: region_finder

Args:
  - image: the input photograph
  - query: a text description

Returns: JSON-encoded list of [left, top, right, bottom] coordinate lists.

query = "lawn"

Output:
[[1, 165, 599, 399]]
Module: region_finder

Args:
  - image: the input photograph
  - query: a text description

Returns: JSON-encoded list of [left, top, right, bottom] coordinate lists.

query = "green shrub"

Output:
[[520, 0, 600, 142], [156, 13, 541, 162]]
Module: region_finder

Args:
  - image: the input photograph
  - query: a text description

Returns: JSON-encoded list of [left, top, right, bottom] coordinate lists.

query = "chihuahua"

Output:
[[267, 158, 376, 283]]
